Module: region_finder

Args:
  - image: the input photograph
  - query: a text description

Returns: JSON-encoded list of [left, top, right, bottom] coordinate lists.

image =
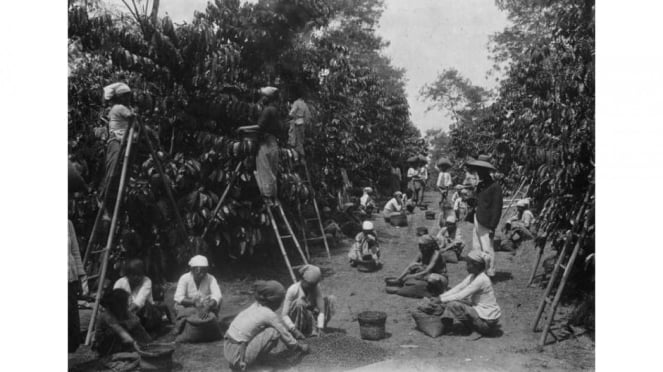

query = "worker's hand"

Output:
[[237, 361, 247, 372], [298, 342, 311, 354], [290, 328, 305, 340]]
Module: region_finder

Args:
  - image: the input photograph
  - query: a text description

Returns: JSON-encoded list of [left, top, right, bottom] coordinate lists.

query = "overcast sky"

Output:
[[107, 0, 510, 134]]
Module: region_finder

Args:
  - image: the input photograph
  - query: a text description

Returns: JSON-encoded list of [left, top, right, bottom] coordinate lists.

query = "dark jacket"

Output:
[[475, 179, 503, 230]]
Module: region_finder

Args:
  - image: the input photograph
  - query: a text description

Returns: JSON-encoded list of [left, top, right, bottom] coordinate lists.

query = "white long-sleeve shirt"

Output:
[[282, 282, 325, 330], [113, 276, 154, 309], [383, 198, 403, 214], [227, 302, 297, 347], [173, 272, 222, 305], [437, 172, 452, 188], [439, 272, 501, 320]]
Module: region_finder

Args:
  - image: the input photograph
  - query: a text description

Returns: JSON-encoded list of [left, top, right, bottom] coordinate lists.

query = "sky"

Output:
[[105, 0, 510, 134]]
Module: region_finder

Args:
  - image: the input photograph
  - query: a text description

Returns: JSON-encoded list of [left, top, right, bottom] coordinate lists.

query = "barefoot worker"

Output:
[[392, 233, 448, 298], [224, 280, 310, 371], [382, 191, 404, 219], [282, 265, 336, 338], [438, 251, 501, 336], [466, 156, 502, 277], [173, 255, 223, 334], [92, 289, 152, 356]]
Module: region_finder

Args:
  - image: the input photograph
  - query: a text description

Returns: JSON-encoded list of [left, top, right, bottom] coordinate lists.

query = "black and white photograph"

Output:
[[65, 0, 596, 370]]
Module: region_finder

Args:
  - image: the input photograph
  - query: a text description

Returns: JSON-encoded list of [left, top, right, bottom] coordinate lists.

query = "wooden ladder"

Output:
[[531, 185, 594, 346], [265, 200, 309, 283], [296, 161, 332, 262]]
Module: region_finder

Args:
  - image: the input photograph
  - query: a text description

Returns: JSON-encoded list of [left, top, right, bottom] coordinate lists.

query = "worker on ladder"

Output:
[[287, 84, 311, 159], [238, 86, 283, 207]]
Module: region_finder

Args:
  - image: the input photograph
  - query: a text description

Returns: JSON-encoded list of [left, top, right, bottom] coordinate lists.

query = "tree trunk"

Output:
[[150, 0, 160, 25]]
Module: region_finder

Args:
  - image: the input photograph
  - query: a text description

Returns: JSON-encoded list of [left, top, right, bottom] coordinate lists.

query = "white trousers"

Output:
[[473, 215, 496, 276]]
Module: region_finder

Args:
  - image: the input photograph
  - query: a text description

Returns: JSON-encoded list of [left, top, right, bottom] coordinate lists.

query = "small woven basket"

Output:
[[425, 211, 436, 220], [390, 214, 407, 227], [358, 311, 387, 340], [138, 343, 175, 371]]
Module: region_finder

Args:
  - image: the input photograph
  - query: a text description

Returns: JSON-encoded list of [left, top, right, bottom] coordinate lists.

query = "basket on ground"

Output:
[[412, 312, 444, 338], [137, 343, 175, 371], [425, 211, 436, 220], [389, 214, 407, 227], [358, 311, 387, 340]]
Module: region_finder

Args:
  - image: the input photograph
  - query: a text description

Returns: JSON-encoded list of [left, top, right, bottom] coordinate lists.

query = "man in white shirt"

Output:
[[173, 255, 223, 334], [436, 165, 453, 205]]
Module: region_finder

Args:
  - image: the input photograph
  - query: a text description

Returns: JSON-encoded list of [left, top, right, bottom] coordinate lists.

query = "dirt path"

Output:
[[69, 191, 594, 371]]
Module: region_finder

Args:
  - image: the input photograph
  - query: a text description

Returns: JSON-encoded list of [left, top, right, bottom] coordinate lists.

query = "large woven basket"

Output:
[[425, 211, 436, 220], [390, 214, 407, 227], [138, 343, 175, 371], [412, 312, 444, 338], [358, 311, 387, 340], [176, 314, 222, 343]]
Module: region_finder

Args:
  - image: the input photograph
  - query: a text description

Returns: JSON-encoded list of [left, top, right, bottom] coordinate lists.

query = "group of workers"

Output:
[[68, 80, 541, 369]]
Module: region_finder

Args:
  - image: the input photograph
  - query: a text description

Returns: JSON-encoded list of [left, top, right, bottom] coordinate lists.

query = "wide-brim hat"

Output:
[[466, 159, 496, 171]]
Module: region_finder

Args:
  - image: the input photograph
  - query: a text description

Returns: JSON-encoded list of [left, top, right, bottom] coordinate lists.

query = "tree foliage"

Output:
[[68, 0, 424, 279]]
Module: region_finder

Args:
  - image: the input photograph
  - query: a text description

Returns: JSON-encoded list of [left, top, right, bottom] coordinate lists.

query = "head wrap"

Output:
[[445, 215, 457, 224], [362, 221, 374, 230], [259, 86, 278, 96], [418, 234, 437, 247], [394, 191, 403, 198], [189, 255, 209, 267], [466, 250, 491, 268], [254, 280, 286, 306], [363, 187, 373, 194], [103, 82, 131, 101], [455, 184, 464, 190], [298, 264, 322, 284], [516, 199, 529, 208]]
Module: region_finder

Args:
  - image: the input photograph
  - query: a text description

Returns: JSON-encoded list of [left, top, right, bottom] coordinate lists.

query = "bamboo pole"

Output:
[[85, 124, 136, 345], [200, 162, 243, 240], [139, 125, 188, 238]]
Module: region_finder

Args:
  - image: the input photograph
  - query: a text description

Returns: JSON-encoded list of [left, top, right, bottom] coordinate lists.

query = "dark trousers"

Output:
[[68, 282, 81, 353], [441, 300, 498, 336]]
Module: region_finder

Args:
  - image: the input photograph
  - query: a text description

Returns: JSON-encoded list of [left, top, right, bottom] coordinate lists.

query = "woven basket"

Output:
[[384, 277, 401, 286], [412, 312, 444, 338], [138, 344, 175, 371], [176, 314, 222, 343], [358, 311, 387, 340], [390, 214, 407, 227], [425, 211, 436, 220]]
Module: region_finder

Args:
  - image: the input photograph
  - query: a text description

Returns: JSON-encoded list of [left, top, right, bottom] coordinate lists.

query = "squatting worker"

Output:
[[287, 85, 311, 157], [501, 199, 536, 250], [394, 234, 448, 298], [100, 82, 135, 217], [360, 187, 376, 214], [438, 251, 501, 336], [348, 221, 381, 267], [173, 255, 223, 334], [282, 265, 336, 338], [224, 280, 310, 371], [238, 86, 282, 206], [383, 191, 404, 219], [466, 157, 502, 277]]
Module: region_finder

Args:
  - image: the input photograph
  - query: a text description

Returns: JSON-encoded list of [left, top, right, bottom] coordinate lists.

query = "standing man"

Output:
[[466, 157, 502, 277], [414, 160, 428, 206], [287, 85, 311, 158]]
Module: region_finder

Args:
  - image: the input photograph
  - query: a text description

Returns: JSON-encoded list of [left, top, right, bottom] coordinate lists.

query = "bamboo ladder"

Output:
[[531, 183, 594, 346]]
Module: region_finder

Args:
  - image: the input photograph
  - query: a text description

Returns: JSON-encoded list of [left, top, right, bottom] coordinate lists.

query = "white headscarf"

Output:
[[188, 255, 209, 267], [103, 82, 131, 101]]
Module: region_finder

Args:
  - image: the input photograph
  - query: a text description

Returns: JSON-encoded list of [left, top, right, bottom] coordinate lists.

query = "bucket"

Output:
[[419, 204, 428, 211], [138, 343, 175, 371], [412, 312, 444, 338], [357, 311, 387, 340], [390, 214, 407, 227], [425, 211, 436, 220]]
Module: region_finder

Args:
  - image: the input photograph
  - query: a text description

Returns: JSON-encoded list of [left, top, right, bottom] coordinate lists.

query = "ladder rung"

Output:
[[90, 248, 109, 255], [306, 236, 325, 241], [280, 235, 293, 239], [304, 218, 320, 222], [87, 274, 101, 280], [544, 297, 552, 304], [559, 263, 567, 271]]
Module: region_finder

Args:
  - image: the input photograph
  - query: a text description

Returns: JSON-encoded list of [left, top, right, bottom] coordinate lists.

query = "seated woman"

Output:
[[382, 191, 404, 219], [359, 187, 376, 215], [392, 234, 448, 298], [173, 255, 223, 334], [93, 289, 152, 357], [348, 221, 381, 268], [224, 280, 310, 371], [113, 259, 171, 332], [282, 265, 336, 338], [499, 199, 536, 251], [438, 251, 501, 336]]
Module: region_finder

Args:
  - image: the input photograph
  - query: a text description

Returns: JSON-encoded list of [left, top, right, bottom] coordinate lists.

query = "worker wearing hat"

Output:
[[393, 232, 448, 298], [348, 221, 381, 268], [465, 156, 502, 277], [282, 265, 336, 338], [237, 86, 282, 206], [438, 251, 501, 336], [173, 255, 223, 335]]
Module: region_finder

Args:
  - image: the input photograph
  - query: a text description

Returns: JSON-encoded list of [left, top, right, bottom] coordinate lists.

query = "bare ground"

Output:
[[69, 191, 594, 371]]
